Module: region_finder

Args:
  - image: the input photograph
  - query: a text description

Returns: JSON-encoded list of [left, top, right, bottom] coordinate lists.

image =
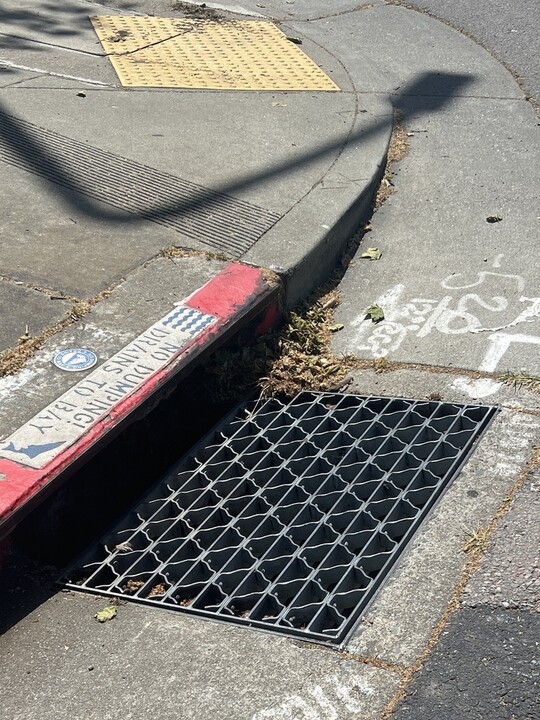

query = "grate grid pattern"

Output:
[[62, 393, 497, 645]]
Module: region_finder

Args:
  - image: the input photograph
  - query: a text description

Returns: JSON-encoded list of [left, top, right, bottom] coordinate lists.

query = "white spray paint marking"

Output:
[[253, 696, 318, 720], [471, 296, 540, 333], [479, 333, 540, 372], [440, 271, 526, 292], [251, 673, 375, 720], [0, 305, 216, 469], [0, 59, 112, 86], [450, 377, 503, 399], [0, 368, 35, 403], [349, 265, 540, 373], [307, 686, 339, 719]]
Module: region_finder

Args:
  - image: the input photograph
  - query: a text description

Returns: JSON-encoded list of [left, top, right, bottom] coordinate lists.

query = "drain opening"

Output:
[[61, 392, 498, 645]]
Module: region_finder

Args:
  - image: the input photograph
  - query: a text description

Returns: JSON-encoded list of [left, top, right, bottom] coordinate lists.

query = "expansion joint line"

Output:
[[381, 440, 540, 718]]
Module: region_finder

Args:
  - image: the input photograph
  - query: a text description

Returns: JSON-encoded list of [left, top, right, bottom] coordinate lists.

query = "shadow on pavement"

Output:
[[0, 4, 475, 635], [0, 73, 475, 230], [0, 1, 96, 61]]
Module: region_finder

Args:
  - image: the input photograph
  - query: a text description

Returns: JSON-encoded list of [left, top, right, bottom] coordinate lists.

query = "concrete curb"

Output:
[[0, 263, 280, 540], [245, 99, 392, 308]]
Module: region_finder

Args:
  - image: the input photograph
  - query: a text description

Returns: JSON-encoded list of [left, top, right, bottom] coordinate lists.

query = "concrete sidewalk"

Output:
[[1, 1, 539, 720], [0, 0, 391, 533]]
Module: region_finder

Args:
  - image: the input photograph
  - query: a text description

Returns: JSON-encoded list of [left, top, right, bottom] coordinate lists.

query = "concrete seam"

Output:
[[301, 3, 382, 23], [262, 23, 361, 217], [380, 440, 540, 718], [0, 73, 43, 89], [384, 0, 539, 114], [0, 275, 80, 303], [0, 31, 105, 58], [340, 651, 410, 678], [0, 284, 119, 378], [360, 90, 527, 102]]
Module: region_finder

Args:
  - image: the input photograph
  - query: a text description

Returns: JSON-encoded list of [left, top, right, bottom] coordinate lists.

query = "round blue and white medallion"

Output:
[[54, 348, 98, 372]]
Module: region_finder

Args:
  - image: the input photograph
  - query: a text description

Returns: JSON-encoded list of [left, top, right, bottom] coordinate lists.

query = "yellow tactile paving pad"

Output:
[[91, 16, 340, 91]]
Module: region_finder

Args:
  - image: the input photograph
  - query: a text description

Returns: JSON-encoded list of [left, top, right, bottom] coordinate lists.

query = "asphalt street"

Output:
[[406, 0, 540, 102]]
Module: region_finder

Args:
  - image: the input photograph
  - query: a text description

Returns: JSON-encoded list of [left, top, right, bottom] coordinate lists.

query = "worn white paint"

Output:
[[479, 333, 540, 373], [0, 368, 35, 402], [251, 673, 375, 720], [0, 59, 112, 86], [0, 304, 216, 469], [440, 271, 525, 292], [471, 296, 540, 333], [349, 266, 539, 373], [450, 377, 503, 399]]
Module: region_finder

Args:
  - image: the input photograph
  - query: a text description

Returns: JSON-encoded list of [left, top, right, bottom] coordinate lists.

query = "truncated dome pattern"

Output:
[[62, 393, 497, 645], [91, 16, 340, 91]]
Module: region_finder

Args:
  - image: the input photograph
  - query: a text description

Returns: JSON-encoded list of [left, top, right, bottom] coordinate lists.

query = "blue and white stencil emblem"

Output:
[[54, 348, 98, 372]]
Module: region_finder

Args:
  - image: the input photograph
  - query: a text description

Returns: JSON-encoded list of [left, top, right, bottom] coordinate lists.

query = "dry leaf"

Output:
[[94, 606, 117, 623], [361, 247, 382, 260], [365, 305, 385, 323]]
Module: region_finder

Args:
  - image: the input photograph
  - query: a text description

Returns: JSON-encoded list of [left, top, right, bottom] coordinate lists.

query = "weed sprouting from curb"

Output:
[[374, 121, 409, 209], [461, 526, 491, 555], [498, 371, 540, 393], [0, 291, 112, 378]]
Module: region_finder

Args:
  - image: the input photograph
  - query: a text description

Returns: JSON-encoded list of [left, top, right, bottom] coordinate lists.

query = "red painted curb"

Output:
[[0, 263, 280, 540]]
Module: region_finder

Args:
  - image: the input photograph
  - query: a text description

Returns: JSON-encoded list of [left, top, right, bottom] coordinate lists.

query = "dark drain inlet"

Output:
[[61, 393, 498, 645]]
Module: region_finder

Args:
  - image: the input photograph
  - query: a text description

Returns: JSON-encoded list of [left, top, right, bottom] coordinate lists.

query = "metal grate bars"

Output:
[[61, 392, 497, 645]]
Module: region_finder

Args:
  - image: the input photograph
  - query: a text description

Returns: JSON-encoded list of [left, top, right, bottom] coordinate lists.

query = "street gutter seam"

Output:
[[380, 436, 540, 718]]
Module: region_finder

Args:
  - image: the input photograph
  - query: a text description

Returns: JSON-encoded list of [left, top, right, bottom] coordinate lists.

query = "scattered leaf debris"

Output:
[[365, 304, 385, 323], [122, 579, 145, 595], [374, 121, 409, 208], [328, 323, 344, 333], [114, 542, 133, 554], [171, 1, 222, 19], [373, 357, 392, 373], [94, 606, 117, 623], [361, 247, 382, 260], [147, 583, 168, 598]]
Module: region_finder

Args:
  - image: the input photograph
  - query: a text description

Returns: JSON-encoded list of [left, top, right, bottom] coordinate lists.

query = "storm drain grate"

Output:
[[61, 393, 498, 645]]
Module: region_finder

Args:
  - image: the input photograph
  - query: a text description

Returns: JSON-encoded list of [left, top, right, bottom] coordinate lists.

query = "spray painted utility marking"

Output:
[[349, 262, 540, 373], [0, 305, 216, 469], [62, 392, 497, 646]]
